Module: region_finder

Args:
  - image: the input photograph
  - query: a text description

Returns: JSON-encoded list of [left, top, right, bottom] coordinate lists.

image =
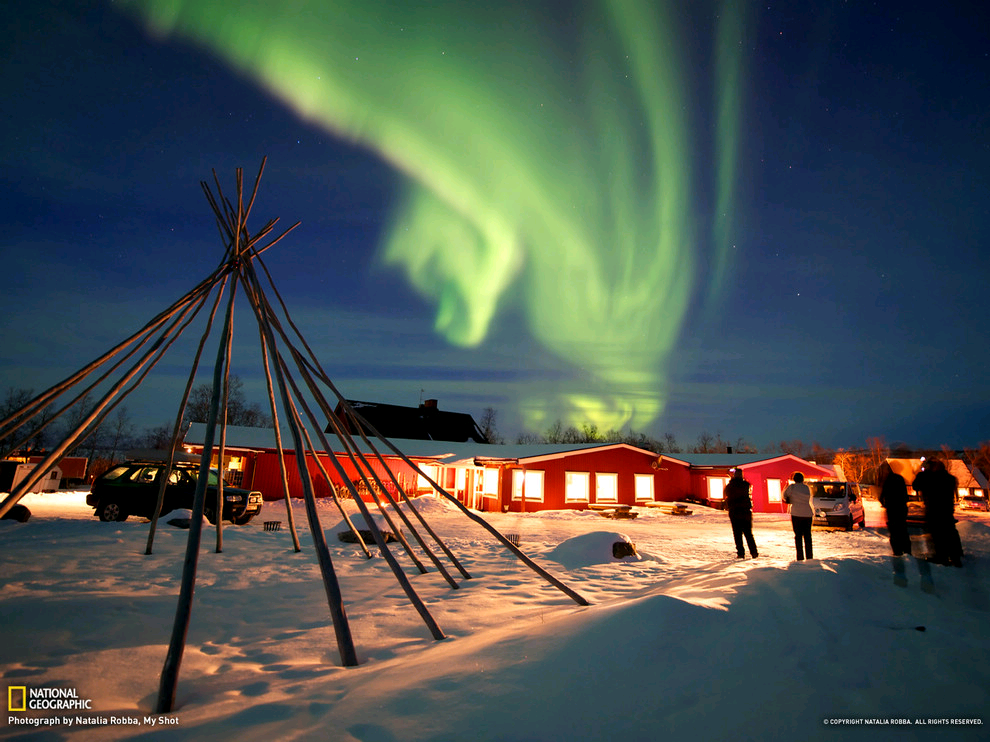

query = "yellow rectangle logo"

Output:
[[8, 686, 26, 712]]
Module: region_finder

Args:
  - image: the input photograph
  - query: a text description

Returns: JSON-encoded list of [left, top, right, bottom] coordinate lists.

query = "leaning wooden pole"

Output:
[[264, 339, 358, 666], [257, 326, 301, 552], [146, 279, 229, 554], [266, 350, 446, 641], [0, 289, 211, 518], [156, 285, 237, 713], [336, 402, 591, 607], [249, 255, 472, 580]]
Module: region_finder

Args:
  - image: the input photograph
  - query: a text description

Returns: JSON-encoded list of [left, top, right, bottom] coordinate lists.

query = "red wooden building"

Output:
[[183, 424, 834, 514]]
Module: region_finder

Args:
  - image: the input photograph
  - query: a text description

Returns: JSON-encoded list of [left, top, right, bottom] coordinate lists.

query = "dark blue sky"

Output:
[[1, 1, 988, 450]]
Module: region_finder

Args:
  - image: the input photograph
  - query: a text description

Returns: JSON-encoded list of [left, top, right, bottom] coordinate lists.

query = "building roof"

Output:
[[327, 399, 489, 444], [183, 423, 613, 465], [659, 453, 832, 474]]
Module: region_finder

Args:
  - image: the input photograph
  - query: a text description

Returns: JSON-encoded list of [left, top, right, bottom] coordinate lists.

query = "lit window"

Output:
[[455, 468, 466, 491], [511, 470, 522, 500], [596, 473, 618, 502], [482, 468, 499, 496], [958, 488, 968, 500], [634, 474, 654, 501], [512, 469, 544, 501], [417, 465, 438, 490], [708, 477, 728, 501], [767, 479, 782, 503], [525, 470, 544, 501], [565, 471, 590, 502]]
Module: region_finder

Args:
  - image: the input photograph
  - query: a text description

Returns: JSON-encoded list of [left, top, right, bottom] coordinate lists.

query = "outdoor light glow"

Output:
[[122, 0, 746, 431]]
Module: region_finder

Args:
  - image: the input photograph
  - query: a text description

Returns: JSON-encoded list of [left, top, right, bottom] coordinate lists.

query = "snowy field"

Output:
[[2, 490, 989, 741]]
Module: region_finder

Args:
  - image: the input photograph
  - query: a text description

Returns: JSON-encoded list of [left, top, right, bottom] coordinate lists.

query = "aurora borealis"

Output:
[[121, 0, 747, 432]]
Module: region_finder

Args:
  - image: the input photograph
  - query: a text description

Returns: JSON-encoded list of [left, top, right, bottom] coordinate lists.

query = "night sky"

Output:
[[2, 0, 988, 450]]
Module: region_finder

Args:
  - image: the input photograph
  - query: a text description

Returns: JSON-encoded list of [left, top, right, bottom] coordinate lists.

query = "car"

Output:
[[86, 455, 263, 525], [810, 481, 866, 530], [959, 494, 989, 512]]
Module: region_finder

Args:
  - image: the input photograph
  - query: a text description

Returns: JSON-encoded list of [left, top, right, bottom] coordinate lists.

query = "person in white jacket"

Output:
[[782, 472, 814, 560]]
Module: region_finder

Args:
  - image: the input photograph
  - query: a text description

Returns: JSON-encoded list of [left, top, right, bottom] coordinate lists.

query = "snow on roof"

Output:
[[183, 423, 626, 466], [660, 452, 832, 473], [947, 459, 981, 488]]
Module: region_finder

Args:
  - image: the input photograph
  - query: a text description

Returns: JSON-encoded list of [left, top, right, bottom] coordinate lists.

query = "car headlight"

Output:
[[224, 495, 242, 502]]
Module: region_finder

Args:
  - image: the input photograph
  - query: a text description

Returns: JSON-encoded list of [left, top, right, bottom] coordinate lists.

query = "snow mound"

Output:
[[393, 493, 463, 516], [546, 531, 642, 568], [957, 519, 990, 548]]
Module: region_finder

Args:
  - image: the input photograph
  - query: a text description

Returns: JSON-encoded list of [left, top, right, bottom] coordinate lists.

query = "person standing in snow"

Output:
[[912, 458, 963, 567], [782, 472, 814, 560], [724, 467, 758, 558], [878, 462, 910, 557]]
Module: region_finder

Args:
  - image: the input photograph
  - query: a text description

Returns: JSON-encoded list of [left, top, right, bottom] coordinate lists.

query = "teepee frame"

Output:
[[0, 160, 589, 713]]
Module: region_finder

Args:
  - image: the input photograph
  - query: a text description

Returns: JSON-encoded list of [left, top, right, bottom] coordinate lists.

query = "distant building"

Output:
[[327, 399, 489, 444], [886, 457, 988, 500], [182, 424, 834, 514]]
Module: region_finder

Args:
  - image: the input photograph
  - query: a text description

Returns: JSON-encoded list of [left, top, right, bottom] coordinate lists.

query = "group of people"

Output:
[[723, 467, 814, 561], [878, 458, 963, 568], [722, 461, 965, 570]]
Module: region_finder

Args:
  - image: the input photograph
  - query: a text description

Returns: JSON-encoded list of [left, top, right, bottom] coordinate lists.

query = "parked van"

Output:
[[811, 481, 866, 530]]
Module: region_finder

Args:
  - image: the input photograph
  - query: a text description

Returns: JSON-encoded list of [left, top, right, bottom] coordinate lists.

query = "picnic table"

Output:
[[642, 502, 693, 515], [587, 503, 639, 519]]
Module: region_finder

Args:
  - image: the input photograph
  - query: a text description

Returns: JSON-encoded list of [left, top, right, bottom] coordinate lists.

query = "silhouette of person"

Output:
[[878, 462, 910, 556], [912, 458, 963, 567], [782, 472, 814, 560], [724, 467, 758, 558]]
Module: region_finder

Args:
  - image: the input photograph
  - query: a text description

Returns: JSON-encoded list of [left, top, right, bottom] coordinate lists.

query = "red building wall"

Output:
[[502, 446, 662, 512], [197, 448, 422, 502], [685, 458, 833, 514]]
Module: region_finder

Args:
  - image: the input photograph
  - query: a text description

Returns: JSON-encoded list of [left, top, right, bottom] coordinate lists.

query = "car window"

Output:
[[101, 466, 130, 481], [814, 484, 835, 498], [127, 466, 160, 484]]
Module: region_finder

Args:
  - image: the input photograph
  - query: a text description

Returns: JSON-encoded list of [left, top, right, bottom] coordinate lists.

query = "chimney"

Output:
[[727, 446, 733, 454], [421, 399, 438, 409]]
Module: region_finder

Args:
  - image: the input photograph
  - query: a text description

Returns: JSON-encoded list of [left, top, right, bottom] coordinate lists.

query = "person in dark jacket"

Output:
[[724, 467, 758, 558], [878, 461, 910, 557], [912, 458, 963, 567]]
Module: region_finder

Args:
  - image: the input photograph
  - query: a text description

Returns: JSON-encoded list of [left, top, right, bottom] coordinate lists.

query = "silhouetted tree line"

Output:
[[1, 375, 272, 480]]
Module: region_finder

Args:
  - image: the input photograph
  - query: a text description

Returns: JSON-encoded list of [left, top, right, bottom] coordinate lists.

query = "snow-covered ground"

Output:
[[2, 491, 988, 741]]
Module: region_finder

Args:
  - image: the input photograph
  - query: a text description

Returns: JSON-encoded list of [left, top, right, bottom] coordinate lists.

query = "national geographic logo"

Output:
[[8, 686, 26, 712], [7, 685, 92, 711]]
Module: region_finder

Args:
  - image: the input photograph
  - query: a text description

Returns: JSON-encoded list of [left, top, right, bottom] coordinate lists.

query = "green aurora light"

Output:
[[122, 0, 747, 432]]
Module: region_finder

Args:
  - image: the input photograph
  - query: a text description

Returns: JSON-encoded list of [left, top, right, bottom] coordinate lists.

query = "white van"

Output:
[[811, 481, 866, 530]]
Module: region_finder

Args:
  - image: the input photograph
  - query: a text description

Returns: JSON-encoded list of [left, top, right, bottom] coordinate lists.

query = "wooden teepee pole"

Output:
[[0, 283, 216, 518], [257, 325, 301, 552], [157, 281, 237, 713], [146, 278, 230, 554]]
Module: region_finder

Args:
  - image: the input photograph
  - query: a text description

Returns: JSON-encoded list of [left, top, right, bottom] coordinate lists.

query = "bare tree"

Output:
[[186, 375, 271, 428], [734, 437, 758, 454], [104, 406, 134, 464], [478, 407, 505, 444], [863, 436, 890, 484], [962, 441, 990, 480], [140, 423, 174, 450], [692, 431, 716, 453], [663, 433, 681, 453], [0, 387, 54, 453], [833, 449, 870, 484], [776, 439, 812, 459]]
